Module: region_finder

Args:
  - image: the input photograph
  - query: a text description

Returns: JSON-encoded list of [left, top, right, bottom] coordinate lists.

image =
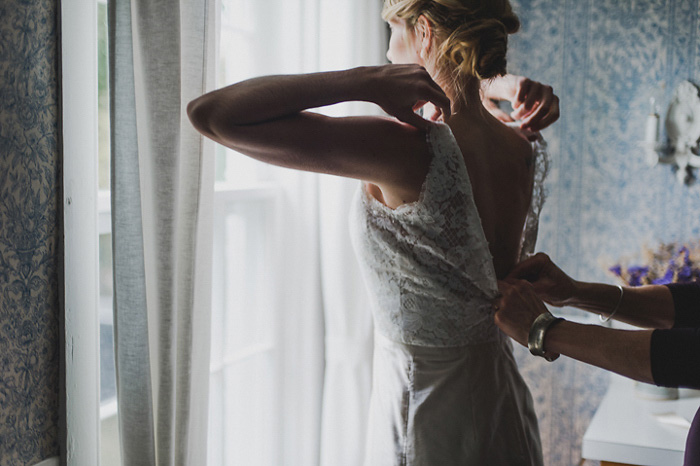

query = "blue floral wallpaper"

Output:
[[0, 0, 61, 465], [508, 0, 700, 464]]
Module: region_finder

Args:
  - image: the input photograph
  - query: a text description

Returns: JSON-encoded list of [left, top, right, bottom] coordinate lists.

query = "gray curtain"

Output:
[[109, 0, 216, 463]]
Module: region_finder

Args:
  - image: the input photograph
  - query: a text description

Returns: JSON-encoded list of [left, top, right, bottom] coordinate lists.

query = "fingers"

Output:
[[424, 84, 451, 120], [410, 65, 451, 120], [517, 88, 549, 126], [497, 278, 538, 303], [379, 64, 452, 128], [513, 77, 532, 108], [533, 98, 560, 130], [430, 106, 444, 122], [493, 279, 547, 347], [506, 252, 550, 281], [512, 80, 542, 120], [483, 99, 515, 123], [396, 109, 431, 130], [521, 92, 560, 132], [510, 79, 560, 132]]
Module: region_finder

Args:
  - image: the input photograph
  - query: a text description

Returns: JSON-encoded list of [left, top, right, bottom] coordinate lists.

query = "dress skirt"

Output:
[[364, 331, 543, 466]]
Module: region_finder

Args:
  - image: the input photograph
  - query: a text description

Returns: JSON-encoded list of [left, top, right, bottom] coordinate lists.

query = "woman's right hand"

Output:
[[367, 65, 452, 130], [506, 253, 578, 307]]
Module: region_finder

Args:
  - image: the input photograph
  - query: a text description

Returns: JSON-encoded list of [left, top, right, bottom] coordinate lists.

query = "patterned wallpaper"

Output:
[[507, 0, 700, 465], [0, 0, 61, 464]]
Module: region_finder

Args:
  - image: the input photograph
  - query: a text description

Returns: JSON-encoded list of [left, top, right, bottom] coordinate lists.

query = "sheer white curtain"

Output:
[[206, 1, 386, 465], [109, 0, 217, 463], [315, 2, 386, 465], [274, 0, 387, 463]]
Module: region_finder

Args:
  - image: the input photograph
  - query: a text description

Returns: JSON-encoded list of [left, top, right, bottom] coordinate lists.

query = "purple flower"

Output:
[[627, 266, 649, 286], [611, 243, 700, 286], [652, 266, 675, 285], [678, 265, 693, 282]]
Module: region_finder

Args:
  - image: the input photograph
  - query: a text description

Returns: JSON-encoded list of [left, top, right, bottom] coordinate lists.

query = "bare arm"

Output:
[[506, 253, 675, 329], [567, 281, 674, 329], [187, 65, 451, 189], [545, 321, 654, 383], [494, 279, 654, 383]]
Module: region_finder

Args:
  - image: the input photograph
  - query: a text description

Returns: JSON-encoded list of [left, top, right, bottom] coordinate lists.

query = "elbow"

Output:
[[187, 96, 216, 139], [188, 96, 240, 145]]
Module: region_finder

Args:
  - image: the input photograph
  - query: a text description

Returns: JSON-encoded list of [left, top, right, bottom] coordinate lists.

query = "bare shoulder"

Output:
[[449, 117, 534, 172], [361, 117, 435, 208], [500, 122, 537, 165]]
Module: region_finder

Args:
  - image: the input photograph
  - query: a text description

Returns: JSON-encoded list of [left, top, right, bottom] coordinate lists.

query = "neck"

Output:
[[429, 72, 481, 113], [423, 65, 484, 119], [447, 81, 482, 114]]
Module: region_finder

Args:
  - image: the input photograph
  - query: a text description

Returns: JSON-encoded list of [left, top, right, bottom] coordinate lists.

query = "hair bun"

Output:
[[439, 17, 509, 80], [382, 0, 520, 94], [499, 12, 520, 34]]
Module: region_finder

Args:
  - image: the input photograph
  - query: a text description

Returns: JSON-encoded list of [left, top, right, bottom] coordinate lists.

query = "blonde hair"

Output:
[[382, 0, 519, 98]]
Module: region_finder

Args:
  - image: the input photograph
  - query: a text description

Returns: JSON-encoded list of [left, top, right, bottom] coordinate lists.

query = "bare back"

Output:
[[364, 106, 536, 280], [448, 112, 535, 278]]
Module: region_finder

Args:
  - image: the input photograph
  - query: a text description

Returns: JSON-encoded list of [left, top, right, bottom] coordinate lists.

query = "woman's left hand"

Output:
[[482, 75, 560, 132], [510, 77, 559, 132]]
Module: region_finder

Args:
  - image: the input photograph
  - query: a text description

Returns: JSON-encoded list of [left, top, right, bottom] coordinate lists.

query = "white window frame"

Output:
[[61, 0, 100, 464]]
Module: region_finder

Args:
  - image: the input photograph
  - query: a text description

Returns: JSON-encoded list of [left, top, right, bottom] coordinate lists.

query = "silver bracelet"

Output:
[[599, 285, 624, 323], [528, 312, 564, 362]]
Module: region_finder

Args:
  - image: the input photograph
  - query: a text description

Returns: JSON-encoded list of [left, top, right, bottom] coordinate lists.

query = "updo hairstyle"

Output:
[[383, 0, 520, 95]]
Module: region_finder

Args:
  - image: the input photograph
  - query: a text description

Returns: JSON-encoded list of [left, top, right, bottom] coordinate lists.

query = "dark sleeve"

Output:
[[666, 282, 700, 328], [650, 328, 700, 388], [650, 282, 700, 388]]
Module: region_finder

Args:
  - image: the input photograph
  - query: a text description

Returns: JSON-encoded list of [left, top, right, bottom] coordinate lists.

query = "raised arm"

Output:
[[187, 65, 451, 190]]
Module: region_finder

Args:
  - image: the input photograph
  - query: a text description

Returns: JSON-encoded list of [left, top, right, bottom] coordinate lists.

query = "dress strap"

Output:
[[420, 122, 474, 212], [519, 136, 550, 260]]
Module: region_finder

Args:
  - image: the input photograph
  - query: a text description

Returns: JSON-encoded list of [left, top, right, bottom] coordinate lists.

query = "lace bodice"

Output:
[[349, 122, 548, 347]]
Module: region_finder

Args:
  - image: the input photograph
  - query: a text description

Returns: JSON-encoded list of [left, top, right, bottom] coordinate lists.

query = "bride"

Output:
[[188, 0, 558, 463]]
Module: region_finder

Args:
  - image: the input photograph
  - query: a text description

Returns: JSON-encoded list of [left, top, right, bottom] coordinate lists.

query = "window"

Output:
[[95, 0, 121, 463], [93, 2, 324, 464], [207, 2, 285, 464]]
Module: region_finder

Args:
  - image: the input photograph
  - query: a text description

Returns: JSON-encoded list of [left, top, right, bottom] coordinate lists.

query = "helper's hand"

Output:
[[506, 253, 577, 307], [369, 64, 451, 130], [494, 279, 550, 348]]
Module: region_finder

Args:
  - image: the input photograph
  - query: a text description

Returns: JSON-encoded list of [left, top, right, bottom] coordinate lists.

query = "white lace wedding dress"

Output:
[[349, 122, 548, 466]]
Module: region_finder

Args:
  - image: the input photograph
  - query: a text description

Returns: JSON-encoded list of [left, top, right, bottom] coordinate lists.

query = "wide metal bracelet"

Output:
[[527, 312, 564, 362]]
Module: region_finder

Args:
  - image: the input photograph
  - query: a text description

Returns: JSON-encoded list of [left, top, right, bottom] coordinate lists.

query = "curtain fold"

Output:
[[318, 176, 374, 466], [316, 1, 386, 464], [109, 0, 216, 463]]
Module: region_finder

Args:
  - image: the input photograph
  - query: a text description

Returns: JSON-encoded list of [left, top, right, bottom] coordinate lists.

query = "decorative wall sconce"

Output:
[[645, 80, 700, 185]]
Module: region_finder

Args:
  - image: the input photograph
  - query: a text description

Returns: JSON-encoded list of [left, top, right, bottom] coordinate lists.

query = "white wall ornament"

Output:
[[645, 80, 700, 185]]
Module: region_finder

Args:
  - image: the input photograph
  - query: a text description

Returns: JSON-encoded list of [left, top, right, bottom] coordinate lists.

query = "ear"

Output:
[[414, 15, 434, 59]]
